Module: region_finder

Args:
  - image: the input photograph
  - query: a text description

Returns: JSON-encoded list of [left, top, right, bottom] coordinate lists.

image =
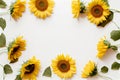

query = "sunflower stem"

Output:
[[0, 48, 7, 55], [0, 64, 5, 80], [98, 74, 112, 80], [110, 9, 120, 13], [0, 11, 9, 16], [112, 21, 120, 29]]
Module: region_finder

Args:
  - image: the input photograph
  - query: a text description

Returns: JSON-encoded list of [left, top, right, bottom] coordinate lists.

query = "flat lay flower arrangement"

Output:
[[0, 0, 120, 80]]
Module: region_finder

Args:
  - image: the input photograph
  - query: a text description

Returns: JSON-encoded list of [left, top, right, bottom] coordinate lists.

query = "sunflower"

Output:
[[97, 37, 110, 59], [8, 36, 26, 63], [10, 0, 26, 20], [20, 56, 40, 80], [87, 0, 110, 25], [81, 61, 97, 78], [72, 0, 81, 18], [29, 0, 54, 19], [51, 54, 76, 79]]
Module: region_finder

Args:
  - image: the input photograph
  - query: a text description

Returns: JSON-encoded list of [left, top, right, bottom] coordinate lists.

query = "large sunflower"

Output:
[[51, 54, 76, 79], [87, 0, 110, 25], [8, 36, 26, 63], [81, 61, 97, 78], [10, 0, 26, 20], [20, 56, 40, 80], [29, 0, 54, 19], [97, 37, 109, 59], [72, 0, 81, 18]]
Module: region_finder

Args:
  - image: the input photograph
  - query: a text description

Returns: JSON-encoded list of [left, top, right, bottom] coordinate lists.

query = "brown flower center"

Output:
[[91, 5, 103, 18], [57, 60, 70, 72], [35, 0, 48, 11], [11, 46, 20, 55], [25, 64, 35, 74]]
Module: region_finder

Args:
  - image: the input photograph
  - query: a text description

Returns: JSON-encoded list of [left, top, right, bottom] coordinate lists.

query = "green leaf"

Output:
[[0, 33, 6, 48], [43, 66, 52, 77], [98, 11, 114, 27], [110, 30, 120, 41], [0, 0, 7, 8], [116, 53, 120, 60], [101, 66, 109, 73], [15, 75, 22, 80], [4, 64, 13, 74], [111, 62, 120, 70], [102, 0, 109, 6], [0, 18, 6, 30], [110, 45, 118, 51]]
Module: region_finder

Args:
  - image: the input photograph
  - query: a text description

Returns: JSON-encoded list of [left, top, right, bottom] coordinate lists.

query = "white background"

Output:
[[0, 0, 120, 80]]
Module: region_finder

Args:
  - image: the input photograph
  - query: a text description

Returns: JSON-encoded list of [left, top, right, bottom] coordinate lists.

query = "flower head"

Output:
[[51, 54, 76, 79], [8, 36, 26, 63], [29, 0, 54, 19], [81, 61, 97, 78], [97, 37, 109, 59], [87, 0, 110, 25], [10, 0, 26, 20], [20, 56, 40, 80]]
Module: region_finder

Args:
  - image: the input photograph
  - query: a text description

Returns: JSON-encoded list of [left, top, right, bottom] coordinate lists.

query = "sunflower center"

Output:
[[57, 60, 70, 72], [35, 0, 48, 11], [91, 5, 103, 18], [11, 46, 20, 55], [25, 64, 35, 74]]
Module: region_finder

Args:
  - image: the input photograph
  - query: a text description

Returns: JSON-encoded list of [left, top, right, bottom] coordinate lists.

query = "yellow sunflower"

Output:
[[87, 0, 110, 25], [8, 36, 26, 63], [81, 61, 97, 78], [72, 0, 80, 18], [97, 37, 109, 59], [29, 0, 54, 19], [10, 0, 26, 20], [51, 54, 76, 79], [20, 56, 40, 80]]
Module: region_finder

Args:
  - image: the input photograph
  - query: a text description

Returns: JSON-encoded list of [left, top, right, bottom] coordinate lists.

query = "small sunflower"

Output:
[[97, 37, 109, 59], [72, 0, 86, 18], [8, 36, 26, 63], [51, 54, 76, 79], [87, 0, 110, 25], [10, 0, 26, 20], [29, 0, 55, 19], [20, 56, 40, 80], [81, 61, 97, 78], [72, 0, 81, 18]]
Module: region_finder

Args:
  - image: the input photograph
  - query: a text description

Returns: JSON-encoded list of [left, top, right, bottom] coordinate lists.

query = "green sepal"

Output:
[[0, 33, 6, 48], [98, 11, 114, 27], [0, 0, 7, 8], [103, 40, 111, 48], [89, 66, 98, 77], [43, 66, 52, 77], [101, 66, 108, 73], [8, 40, 15, 52], [0, 18, 6, 30], [116, 53, 120, 60], [15, 75, 22, 80], [9, 3, 15, 15], [4, 64, 13, 74], [110, 30, 120, 41], [110, 45, 118, 51], [111, 62, 120, 70], [80, 2, 86, 13], [102, 0, 109, 6]]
